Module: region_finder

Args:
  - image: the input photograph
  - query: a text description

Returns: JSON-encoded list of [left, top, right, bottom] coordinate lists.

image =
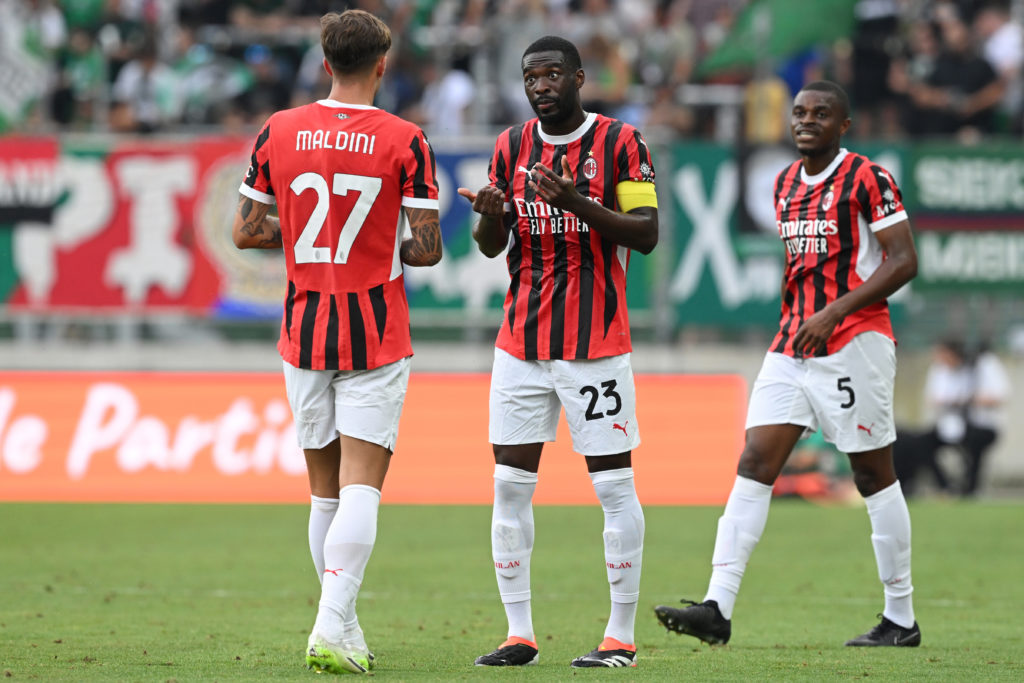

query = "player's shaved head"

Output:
[[522, 35, 582, 72], [799, 80, 850, 119], [321, 9, 391, 76]]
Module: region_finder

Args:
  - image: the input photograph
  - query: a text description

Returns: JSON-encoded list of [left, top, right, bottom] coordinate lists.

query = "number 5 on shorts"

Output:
[[838, 376, 855, 409]]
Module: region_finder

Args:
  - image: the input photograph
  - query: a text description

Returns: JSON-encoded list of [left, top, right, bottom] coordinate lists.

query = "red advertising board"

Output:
[[0, 372, 745, 505]]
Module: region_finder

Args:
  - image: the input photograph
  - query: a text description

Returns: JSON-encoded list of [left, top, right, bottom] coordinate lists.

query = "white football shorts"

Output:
[[489, 348, 640, 456], [282, 356, 411, 451], [745, 331, 896, 453]]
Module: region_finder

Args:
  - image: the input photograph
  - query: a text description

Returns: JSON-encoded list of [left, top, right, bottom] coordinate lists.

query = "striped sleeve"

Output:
[[400, 130, 440, 209], [614, 125, 656, 185], [488, 127, 514, 209], [239, 120, 275, 204], [858, 162, 908, 232]]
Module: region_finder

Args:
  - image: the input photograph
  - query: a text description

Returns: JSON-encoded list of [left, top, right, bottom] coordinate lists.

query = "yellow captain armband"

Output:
[[615, 180, 658, 212]]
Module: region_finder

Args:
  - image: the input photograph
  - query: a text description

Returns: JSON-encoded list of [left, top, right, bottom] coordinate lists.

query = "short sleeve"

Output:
[[487, 128, 514, 211], [858, 163, 908, 233], [400, 130, 440, 209], [615, 126, 656, 186], [239, 121, 275, 205]]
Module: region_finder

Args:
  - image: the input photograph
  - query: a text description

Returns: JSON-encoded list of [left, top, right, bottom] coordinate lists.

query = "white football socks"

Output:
[[864, 481, 915, 628], [491, 464, 538, 642], [591, 467, 644, 645], [704, 475, 773, 619], [310, 495, 365, 641], [314, 484, 380, 644], [309, 495, 339, 582]]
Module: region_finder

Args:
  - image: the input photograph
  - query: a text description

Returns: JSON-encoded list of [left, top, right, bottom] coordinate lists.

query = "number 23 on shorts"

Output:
[[579, 379, 623, 421]]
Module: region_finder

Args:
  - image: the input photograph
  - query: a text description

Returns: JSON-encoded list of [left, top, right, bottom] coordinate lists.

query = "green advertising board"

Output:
[[903, 143, 1024, 291], [663, 141, 784, 327]]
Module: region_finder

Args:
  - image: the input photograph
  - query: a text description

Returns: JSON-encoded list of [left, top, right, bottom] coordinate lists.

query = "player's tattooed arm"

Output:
[[400, 206, 442, 266], [232, 195, 282, 249]]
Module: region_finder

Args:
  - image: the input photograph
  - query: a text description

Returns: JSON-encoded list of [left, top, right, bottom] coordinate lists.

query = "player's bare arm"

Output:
[[793, 220, 917, 356], [232, 195, 282, 249], [400, 206, 442, 266], [529, 158, 658, 254], [458, 185, 512, 258]]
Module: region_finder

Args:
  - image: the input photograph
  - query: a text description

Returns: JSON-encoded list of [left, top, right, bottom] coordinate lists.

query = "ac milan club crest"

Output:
[[822, 185, 834, 211], [583, 156, 598, 179]]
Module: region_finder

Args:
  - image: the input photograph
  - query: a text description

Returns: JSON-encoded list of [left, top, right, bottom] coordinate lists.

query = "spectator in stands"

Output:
[[408, 52, 477, 137], [109, 38, 180, 133], [889, 18, 943, 135], [973, 0, 1024, 133], [23, 0, 67, 55], [51, 27, 107, 128], [637, 0, 697, 92], [848, 0, 902, 139], [962, 343, 1011, 496], [905, 5, 1004, 140], [579, 32, 634, 122], [491, 0, 554, 125], [233, 43, 293, 125], [895, 338, 1010, 497]]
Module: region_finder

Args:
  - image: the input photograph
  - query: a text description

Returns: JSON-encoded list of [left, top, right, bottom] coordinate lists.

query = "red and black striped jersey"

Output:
[[770, 149, 908, 357], [488, 112, 656, 360], [239, 99, 439, 371]]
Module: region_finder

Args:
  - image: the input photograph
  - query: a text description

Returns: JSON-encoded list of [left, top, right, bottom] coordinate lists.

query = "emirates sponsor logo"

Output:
[[777, 218, 838, 237], [514, 196, 592, 235]]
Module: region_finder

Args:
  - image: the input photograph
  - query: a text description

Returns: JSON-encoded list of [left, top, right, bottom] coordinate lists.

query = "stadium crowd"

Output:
[[4, 0, 1022, 141]]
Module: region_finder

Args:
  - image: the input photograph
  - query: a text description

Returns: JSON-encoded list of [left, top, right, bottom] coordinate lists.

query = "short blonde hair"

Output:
[[320, 9, 391, 76]]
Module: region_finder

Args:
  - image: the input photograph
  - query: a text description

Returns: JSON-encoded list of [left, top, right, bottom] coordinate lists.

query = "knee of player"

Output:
[[852, 468, 888, 497], [736, 448, 782, 484]]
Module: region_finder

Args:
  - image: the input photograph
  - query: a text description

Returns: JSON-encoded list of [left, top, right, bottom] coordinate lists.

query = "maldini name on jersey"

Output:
[[770, 149, 909, 358], [488, 112, 655, 362]]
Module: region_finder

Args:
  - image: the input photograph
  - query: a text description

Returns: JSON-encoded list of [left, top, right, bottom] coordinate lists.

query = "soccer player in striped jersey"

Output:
[[232, 9, 441, 674], [458, 35, 658, 669], [655, 81, 923, 648]]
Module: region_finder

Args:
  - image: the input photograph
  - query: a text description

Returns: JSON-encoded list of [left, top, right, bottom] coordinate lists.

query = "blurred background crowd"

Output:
[[3, 0, 1023, 143]]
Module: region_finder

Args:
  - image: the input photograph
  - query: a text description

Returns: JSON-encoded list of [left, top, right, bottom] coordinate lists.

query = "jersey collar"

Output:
[[536, 112, 597, 145], [315, 99, 378, 110], [801, 148, 848, 185]]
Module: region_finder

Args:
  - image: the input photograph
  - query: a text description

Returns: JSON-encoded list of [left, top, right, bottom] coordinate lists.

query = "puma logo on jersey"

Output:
[[857, 423, 874, 436], [324, 568, 344, 577], [613, 421, 629, 435]]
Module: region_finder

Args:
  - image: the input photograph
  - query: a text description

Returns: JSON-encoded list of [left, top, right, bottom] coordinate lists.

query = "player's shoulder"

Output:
[[501, 120, 533, 140], [491, 120, 533, 152], [848, 152, 898, 186], [595, 113, 643, 137], [774, 159, 803, 188]]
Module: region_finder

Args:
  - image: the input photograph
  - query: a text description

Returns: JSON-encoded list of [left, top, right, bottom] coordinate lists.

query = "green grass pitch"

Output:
[[1, 501, 1022, 680]]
